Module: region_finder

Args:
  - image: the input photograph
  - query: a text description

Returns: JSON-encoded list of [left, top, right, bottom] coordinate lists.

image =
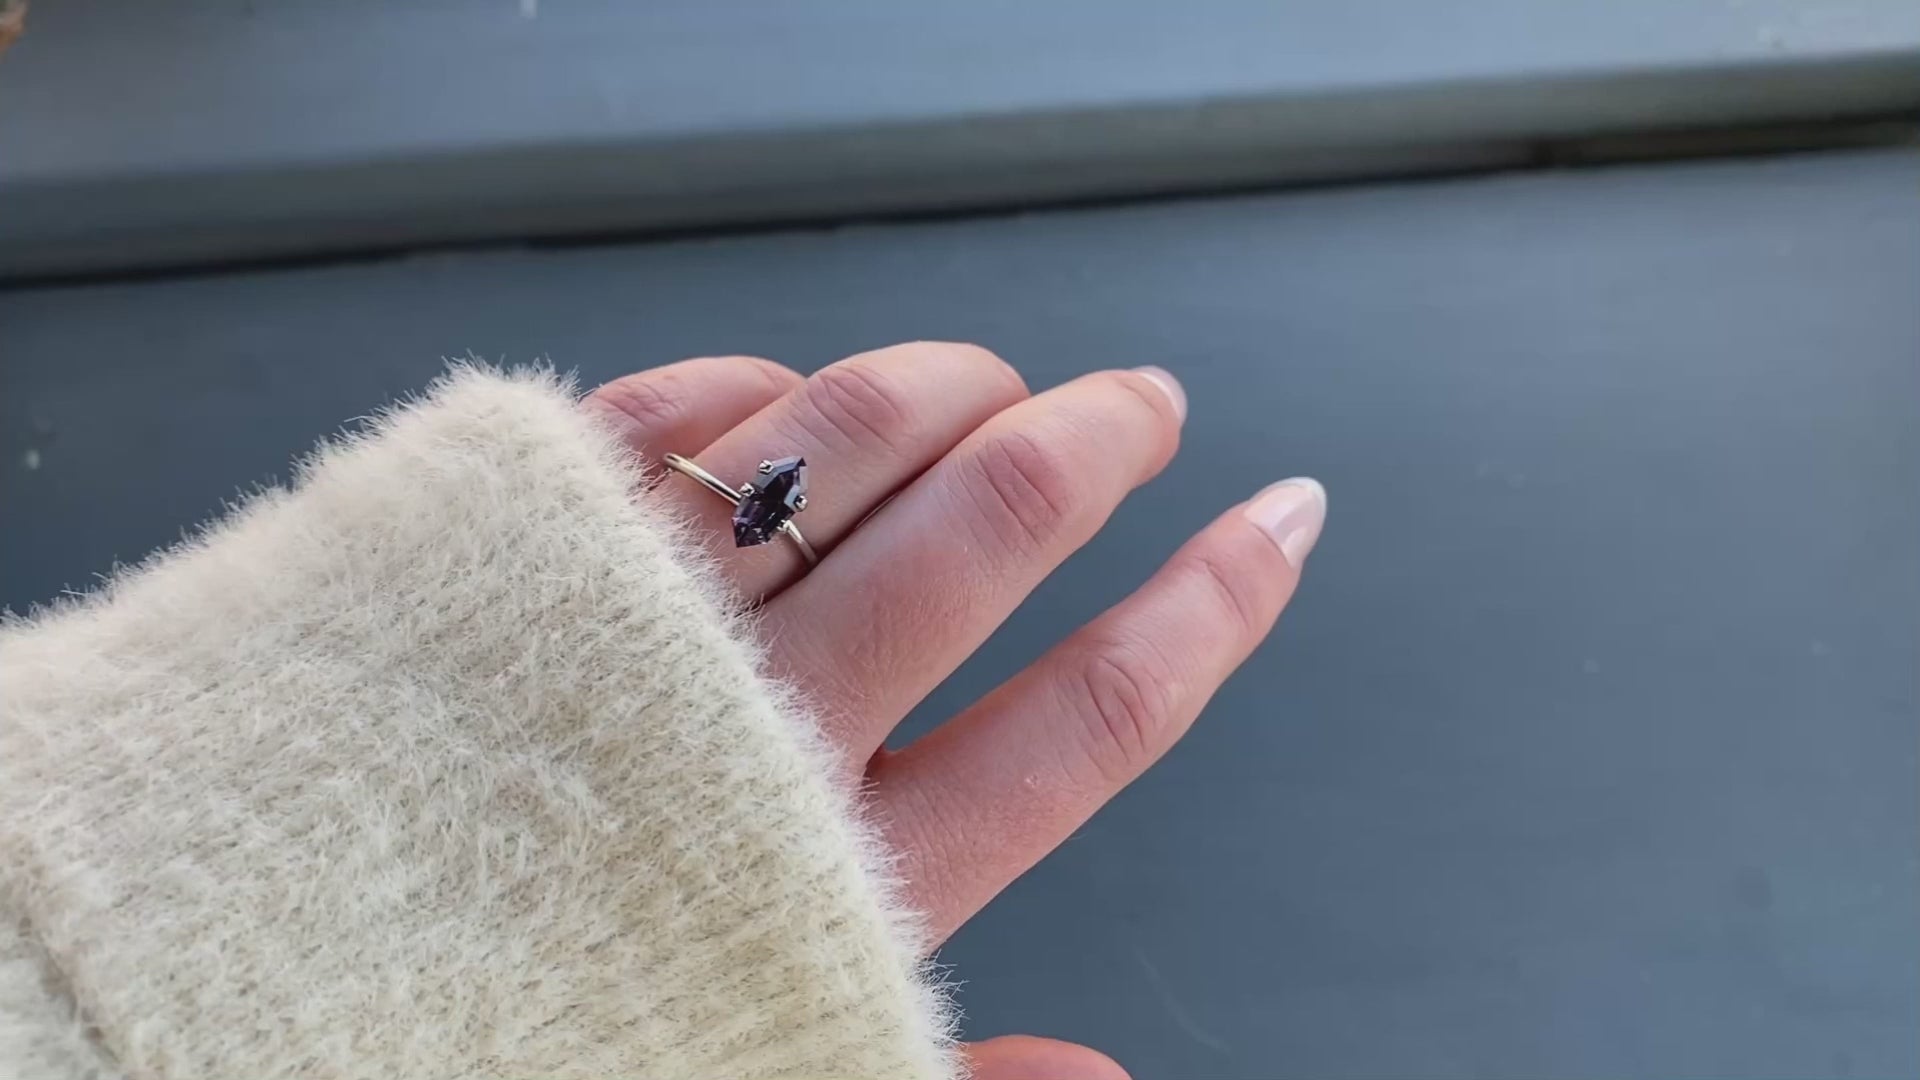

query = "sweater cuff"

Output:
[[0, 368, 955, 1080]]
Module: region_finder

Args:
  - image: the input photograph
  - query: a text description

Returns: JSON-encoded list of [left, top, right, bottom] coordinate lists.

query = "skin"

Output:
[[582, 343, 1326, 1079]]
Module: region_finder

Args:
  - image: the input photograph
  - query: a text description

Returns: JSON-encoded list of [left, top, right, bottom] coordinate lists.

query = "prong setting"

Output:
[[730, 456, 808, 548]]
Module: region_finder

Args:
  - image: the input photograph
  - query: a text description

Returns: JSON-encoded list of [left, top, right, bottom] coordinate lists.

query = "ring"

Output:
[[661, 453, 819, 566]]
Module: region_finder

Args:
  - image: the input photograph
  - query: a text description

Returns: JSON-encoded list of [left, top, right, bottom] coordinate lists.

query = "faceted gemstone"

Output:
[[732, 456, 808, 547]]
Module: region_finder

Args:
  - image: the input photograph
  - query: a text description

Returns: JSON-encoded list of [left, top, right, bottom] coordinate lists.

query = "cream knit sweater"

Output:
[[0, 370, 956, 1080]]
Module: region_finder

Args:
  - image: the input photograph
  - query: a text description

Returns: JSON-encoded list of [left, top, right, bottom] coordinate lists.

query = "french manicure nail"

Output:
[[1245, 477, 1327, 568], [1133, 366, 1187, 422]]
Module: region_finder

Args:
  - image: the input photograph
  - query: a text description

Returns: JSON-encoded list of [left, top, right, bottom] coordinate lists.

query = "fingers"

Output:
[[965, 1036, 1130, 1080], [760, 366, 1186, 760], [661, 342, 1030, 600], [582, 355, 803, 462], [871, 479, 1326, 941]]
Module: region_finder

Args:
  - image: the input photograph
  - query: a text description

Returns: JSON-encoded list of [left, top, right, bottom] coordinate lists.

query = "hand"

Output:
[[584, 344, 1326, 1078]]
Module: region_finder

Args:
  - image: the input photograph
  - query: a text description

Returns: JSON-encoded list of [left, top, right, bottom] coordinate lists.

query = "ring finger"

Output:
[[658, 342, 1030, 601]]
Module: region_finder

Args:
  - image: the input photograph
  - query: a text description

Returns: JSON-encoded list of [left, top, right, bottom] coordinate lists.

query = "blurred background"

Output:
[[2, 3, 1916, 1077]]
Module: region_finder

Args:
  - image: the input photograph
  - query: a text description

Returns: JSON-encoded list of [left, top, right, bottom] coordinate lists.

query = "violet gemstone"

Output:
[[732, 456, 808, 547]]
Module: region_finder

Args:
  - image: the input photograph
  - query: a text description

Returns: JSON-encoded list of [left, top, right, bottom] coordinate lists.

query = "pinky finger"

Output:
[[582, 355, 802, 463], [872, 478, 1327, 943]]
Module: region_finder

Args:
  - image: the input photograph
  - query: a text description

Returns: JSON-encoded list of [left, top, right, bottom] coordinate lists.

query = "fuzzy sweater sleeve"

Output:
[[0, 369, 956, 1080]]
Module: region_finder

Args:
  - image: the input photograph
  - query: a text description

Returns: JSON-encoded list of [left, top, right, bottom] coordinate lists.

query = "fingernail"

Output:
[[1133, 366, 1186, 422], [1245, 477, 1327, 568]]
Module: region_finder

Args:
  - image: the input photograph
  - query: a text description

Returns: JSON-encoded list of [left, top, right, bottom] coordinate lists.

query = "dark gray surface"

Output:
[[5, 0, 1919, 277], [4, 149, 1917, 1078]]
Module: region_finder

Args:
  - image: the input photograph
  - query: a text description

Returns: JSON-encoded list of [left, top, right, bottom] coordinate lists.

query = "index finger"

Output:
[[871, 479, 1327, 942]]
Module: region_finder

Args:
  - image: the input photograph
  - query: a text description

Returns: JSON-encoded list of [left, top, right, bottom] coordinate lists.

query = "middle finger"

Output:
[[761, 366, 1186, 758]]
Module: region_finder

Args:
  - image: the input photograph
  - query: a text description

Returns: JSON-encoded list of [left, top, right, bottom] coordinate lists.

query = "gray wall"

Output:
[[4, 0, 1917, 276]]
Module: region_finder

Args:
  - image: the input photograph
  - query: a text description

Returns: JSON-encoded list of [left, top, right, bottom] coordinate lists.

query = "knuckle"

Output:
[[589, 373, 690, 434], [1068, 638, 1181, 786], [798, 361, 918, 453], [956, 429, 1082, 557], [1180, 545, 1267, 644]]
